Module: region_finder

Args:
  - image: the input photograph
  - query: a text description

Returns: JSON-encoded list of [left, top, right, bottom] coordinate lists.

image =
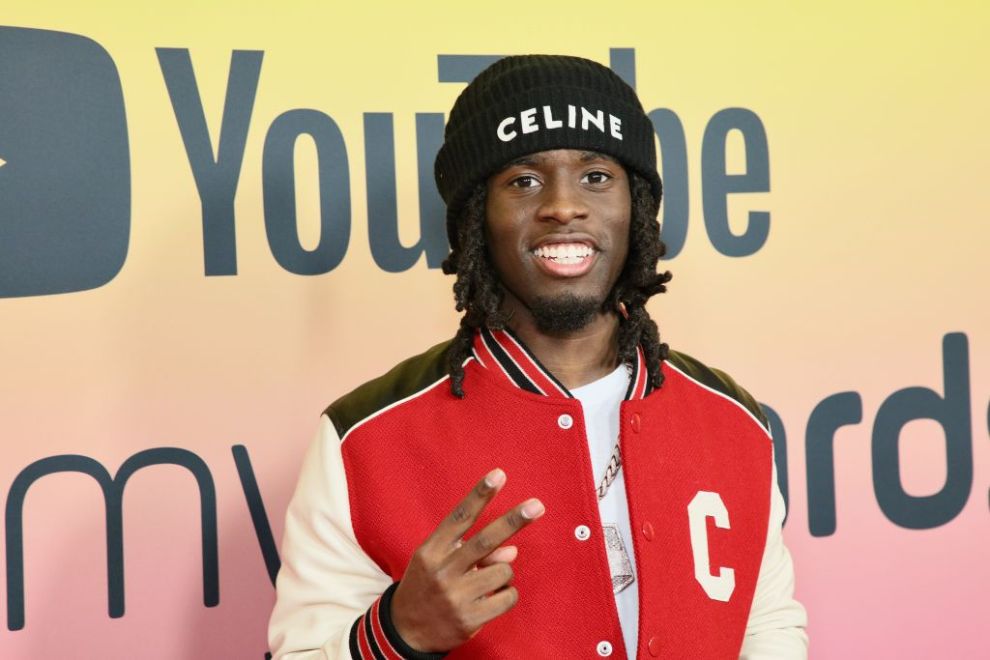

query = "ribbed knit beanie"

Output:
[[435, 54, 661, 251]]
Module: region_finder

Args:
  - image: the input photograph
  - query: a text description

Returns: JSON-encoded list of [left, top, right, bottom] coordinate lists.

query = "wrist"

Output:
[[381, 583, 446, 659]]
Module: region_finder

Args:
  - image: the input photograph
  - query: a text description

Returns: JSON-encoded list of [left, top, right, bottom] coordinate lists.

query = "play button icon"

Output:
[[0, 27, 130, 298]]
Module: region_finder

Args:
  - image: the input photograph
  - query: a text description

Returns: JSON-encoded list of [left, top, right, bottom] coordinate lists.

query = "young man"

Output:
[[269, 55, 808, 659]]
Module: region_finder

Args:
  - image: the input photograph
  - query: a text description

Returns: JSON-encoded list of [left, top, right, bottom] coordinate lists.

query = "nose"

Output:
[[537, 178, 588, 224]]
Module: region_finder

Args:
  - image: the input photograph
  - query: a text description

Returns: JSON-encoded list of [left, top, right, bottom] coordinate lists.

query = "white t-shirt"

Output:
[[571, 364, 638, 659]]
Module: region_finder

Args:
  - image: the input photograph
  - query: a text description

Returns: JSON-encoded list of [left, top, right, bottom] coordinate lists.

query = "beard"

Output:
[[528, 293, 602, 333]]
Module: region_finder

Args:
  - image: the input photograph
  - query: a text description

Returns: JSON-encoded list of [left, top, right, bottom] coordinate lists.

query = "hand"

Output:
[[390, 468, 544, 652]]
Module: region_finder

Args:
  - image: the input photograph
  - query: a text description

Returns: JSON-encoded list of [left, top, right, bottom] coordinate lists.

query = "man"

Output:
[[269, 55, 807, 659]]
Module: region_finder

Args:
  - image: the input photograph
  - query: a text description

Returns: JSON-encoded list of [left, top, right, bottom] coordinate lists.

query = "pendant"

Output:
[[602, 523, 635, 594]]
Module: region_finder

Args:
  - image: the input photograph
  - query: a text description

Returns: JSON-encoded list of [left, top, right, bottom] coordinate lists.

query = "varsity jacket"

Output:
[[269, 329, 808, 659]]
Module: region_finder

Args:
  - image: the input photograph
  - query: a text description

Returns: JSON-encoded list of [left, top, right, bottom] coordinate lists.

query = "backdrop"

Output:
[[1, 2, 987, 658]]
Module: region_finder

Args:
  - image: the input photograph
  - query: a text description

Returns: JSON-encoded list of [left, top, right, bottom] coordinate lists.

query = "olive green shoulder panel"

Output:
[[324, 339, 454, 440], [665, 350, 769, 430]]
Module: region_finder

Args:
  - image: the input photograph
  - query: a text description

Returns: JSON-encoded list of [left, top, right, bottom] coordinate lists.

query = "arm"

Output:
[[268, 416, 537, 659], [268, 415, 399, 659], [739, 457, 809, 659]]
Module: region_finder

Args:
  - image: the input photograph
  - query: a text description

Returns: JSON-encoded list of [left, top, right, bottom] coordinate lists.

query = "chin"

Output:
[[528, 293, 605, 333]]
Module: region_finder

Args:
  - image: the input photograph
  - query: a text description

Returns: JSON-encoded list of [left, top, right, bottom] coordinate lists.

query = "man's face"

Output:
[[484, 149, 631, 333]]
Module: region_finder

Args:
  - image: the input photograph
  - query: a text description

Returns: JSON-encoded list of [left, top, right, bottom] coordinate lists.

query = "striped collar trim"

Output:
[[471, 327, 651, 401]]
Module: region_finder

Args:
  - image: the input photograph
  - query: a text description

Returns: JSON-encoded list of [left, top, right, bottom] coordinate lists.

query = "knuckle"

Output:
[[472, 533, 496, 554], [411, 546, 433, 568], [450, 504, 470, 524], [438, 563, 462, 587], [453, 612, 475, 636], [506, 509, 525, 529]]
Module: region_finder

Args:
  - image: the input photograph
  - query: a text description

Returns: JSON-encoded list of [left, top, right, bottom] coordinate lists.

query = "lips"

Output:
[[530, 241, 598, 277]]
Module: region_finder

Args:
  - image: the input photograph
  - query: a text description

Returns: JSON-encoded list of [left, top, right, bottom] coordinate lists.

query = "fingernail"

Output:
[[521, 499, 545, 520], [485, 468, 506, 489]]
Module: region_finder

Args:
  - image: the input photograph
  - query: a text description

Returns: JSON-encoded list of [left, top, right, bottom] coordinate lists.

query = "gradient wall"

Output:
[[1, 3, 987, 658]]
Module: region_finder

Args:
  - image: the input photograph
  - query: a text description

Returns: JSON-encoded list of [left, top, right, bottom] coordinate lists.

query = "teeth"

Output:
[[533, 243, 594, 264]]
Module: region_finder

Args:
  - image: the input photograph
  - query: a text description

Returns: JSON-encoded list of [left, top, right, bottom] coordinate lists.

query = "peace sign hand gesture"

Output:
[[390, 469, 545, 653]]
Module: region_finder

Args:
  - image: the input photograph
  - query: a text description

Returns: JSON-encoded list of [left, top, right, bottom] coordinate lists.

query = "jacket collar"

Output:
[[471, 327, 651, 401]]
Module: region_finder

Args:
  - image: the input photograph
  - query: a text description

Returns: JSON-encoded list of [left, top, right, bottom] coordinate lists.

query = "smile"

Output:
[[531, 242, 598, 277]]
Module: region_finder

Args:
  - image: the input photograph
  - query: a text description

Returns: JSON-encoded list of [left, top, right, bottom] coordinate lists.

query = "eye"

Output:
[[509, 174, 540, 188], [582, 170, 613, 185]]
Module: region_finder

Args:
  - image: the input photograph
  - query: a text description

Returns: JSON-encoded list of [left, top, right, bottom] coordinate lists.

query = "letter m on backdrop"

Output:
[[4, 449, 218, 630]]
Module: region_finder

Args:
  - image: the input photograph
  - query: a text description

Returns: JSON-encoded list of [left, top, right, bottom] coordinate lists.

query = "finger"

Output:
[[449, 498, 544, 572], [470, 586, 520, 626], [427, 468, 507, 549], [461, 562, 514, 600], [477, 545, 518, 568]]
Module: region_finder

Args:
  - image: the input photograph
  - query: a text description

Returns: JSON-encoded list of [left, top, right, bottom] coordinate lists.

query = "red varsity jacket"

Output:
[[268, 329, 807, 659]]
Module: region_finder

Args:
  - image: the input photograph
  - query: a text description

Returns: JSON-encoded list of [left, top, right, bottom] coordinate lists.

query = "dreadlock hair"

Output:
[[440, 172, 672, 398]]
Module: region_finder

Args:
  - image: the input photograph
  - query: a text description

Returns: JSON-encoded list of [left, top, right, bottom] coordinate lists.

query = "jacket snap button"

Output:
[[596, 640, 613, 656], [630, 413, 641, 433], [574, 525, 591, 541], [648, 636, 661, 656], [642, 521, 655, 541], [557, 413, 573, 430]]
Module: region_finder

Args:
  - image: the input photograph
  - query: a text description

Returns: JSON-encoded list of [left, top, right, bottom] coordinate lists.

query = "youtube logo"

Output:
[[0, 27, 130, 297]]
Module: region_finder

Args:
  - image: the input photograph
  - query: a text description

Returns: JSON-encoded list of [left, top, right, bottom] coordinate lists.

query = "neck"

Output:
[[506, 311, 621, 390]]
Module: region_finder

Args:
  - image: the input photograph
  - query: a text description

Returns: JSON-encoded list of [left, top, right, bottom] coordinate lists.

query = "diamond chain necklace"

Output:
[[596, 441, 622, 500]]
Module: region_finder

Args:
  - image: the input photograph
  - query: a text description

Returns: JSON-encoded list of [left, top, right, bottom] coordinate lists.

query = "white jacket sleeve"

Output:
[[268, 415, 393, 659], [739, 457, 809, 659]]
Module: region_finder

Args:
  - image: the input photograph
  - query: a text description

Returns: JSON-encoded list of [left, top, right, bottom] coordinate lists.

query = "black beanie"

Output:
[[434, 54, 661, 250]]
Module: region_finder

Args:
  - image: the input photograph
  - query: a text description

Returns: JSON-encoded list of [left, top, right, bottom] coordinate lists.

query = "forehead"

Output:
[[493, 149, 622, 174]]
